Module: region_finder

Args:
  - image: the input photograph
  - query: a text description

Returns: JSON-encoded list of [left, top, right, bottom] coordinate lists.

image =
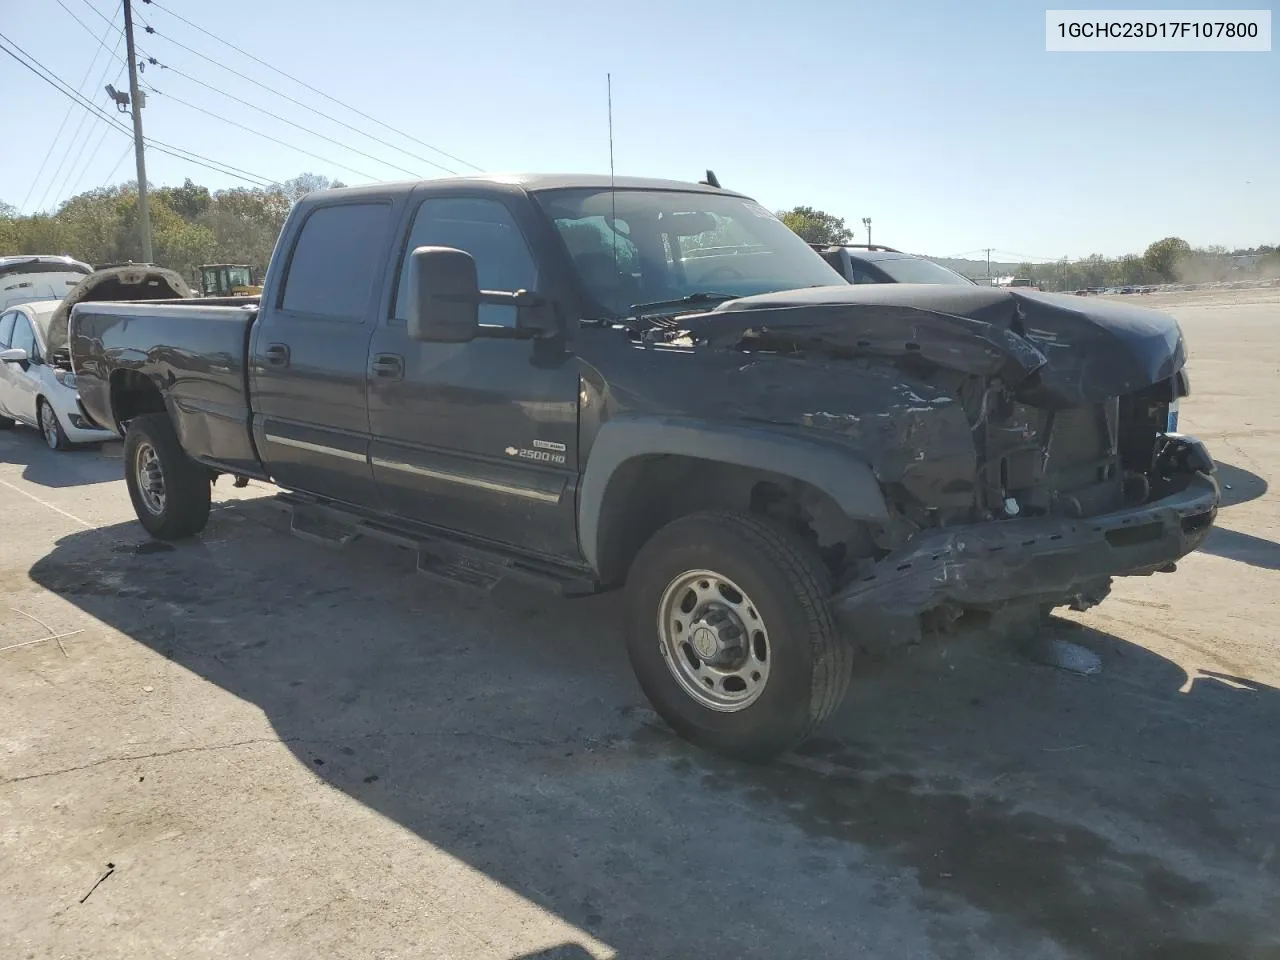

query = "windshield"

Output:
[[534, 188, 843, 318], [873, 257, 974, 285], [227, 266, 252, 287]]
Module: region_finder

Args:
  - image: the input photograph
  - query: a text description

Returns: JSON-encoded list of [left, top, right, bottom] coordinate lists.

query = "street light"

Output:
[[861, 217, 872, 246]]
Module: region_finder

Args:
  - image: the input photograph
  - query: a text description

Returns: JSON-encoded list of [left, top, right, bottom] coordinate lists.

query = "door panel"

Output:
[[0, 311, 17, 417], [5, 314, 41, 424], [367, 193, 581, 560], [367, 332, 581, 558], [248, 201, 394, 505]]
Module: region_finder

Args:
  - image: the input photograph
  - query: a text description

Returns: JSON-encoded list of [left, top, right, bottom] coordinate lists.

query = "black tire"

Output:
[[123, 413, 211, 539], [38, 398, 72, 451], [0, 415, 14, 430], [624, 510, 853, 762]]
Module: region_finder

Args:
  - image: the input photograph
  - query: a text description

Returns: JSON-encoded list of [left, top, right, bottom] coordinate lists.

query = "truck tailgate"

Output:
[[70, 300, 259, 467]]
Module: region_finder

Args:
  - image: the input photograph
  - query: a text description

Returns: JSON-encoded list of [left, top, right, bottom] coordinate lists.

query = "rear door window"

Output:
[[280, 202, 391, 320]]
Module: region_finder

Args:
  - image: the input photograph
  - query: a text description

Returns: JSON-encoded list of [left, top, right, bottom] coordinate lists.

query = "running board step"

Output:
[[289, 510, 356, 547], [278, 493, 598, 597]]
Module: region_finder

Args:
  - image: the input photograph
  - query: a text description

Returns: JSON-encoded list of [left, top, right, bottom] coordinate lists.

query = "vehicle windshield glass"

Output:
[[534, 188, 843, 318], [872, 257, 974, 285], [227, 267, 252, 287]]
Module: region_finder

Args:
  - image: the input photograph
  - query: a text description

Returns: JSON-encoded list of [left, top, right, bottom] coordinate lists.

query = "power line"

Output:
[[52, 53, 130, 209], [142, 83, 384, 182], [0, 33, 275, 188], [139, 27, 460, 176], [100, 143, 135, 187], [59, 67, 126, 202], [142, 60, 424, 179], [139, 0, 481, 172], [26, 1, 122, 211], [53, 0, 122, 59]]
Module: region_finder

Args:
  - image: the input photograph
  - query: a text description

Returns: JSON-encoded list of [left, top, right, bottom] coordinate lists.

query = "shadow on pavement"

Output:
[[1200, 527, 1280, 571], [1214, 460, 1268, 509], [25, 499, 1280, 959], [0, 431, 121, 488]]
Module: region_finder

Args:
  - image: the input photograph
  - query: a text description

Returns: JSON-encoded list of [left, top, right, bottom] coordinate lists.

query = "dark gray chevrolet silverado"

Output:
[[68, 174, 1219, 760]]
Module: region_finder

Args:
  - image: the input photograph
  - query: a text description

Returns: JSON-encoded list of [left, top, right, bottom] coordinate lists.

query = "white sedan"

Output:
[[0, 300, 117, 449]]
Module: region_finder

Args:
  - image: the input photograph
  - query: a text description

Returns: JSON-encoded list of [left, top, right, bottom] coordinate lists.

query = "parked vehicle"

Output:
[[0, 255, 92, 311], [197, 263, 263, 298], [811, 244, 975, 285], [0, 264, 196, 450], [0, 300, 116, 449], [68, 174, 1219, 761]]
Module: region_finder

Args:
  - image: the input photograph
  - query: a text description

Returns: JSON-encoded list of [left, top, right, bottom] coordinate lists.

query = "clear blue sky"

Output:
[[3, 0, 1276, 259]]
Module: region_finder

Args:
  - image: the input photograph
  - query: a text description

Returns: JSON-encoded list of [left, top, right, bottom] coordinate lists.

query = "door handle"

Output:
[[263, 343, 290, 367], [372, 353, 404, 379]]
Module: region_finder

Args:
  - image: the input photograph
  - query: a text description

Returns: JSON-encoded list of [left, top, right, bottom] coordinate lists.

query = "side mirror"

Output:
[[0, 347, 29, 364], [407, 246, 479, 343]]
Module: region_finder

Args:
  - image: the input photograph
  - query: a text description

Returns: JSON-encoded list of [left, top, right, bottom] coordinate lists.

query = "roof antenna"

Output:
[[701, 169, 721, 189], [608, 73, 619, 304]]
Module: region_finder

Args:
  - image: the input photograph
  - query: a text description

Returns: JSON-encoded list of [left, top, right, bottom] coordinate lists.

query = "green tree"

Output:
[[777, 206, 852, 245], [1143, 236, 1191, 282], [155, 178, 212, 221]]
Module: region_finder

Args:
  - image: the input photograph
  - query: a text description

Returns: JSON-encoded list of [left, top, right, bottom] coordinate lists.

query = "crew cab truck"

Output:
[[69, 175, 1220, 761]]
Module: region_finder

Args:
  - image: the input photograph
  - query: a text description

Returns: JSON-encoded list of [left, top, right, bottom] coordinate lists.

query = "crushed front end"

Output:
[[831, 415, 1218, 647], [699, 285, 1221, 647]]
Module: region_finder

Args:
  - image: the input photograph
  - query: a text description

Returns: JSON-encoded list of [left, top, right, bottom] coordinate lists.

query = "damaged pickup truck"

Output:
[[67, 175, 1219, 760]]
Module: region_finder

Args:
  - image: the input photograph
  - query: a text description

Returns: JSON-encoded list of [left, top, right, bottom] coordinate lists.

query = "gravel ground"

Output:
[[2, 287, 1278, 960]]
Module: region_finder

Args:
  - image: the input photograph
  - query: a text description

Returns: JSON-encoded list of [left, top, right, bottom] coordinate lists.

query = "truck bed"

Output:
[[70, 299, 260, 470]]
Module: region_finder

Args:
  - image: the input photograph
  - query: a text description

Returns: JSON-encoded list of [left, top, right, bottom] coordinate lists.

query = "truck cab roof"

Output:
[[306, 174, 748, 205]]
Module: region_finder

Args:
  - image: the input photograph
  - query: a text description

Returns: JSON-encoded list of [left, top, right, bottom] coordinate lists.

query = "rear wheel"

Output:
[[38, 399, 72, 451], [0, 415, 14, 430], [624, 510, 853, 762], [123, 413, 211, 539]]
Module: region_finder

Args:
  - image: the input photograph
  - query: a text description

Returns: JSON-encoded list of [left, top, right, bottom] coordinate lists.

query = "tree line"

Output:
[[0, 173, 344, 282], [3, 182, 1274, 293], [775, 206, 1280, 290]]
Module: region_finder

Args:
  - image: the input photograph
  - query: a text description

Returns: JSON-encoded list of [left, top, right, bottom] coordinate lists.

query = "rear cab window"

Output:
[[280, 202, 392, 320]]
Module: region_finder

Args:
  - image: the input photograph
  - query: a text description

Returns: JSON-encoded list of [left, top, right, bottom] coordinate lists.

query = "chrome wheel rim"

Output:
[[40, 403, 59, 449], [135, 442, 166, 515], [657, 569, 770, 712]]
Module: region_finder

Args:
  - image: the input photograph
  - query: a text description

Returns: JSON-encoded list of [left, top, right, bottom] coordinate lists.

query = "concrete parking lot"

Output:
[[2, 288, 1278, 960]]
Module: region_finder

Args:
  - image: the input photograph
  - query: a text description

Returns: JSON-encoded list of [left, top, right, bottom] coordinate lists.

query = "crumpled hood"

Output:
[[693, 284, 1186, 406]]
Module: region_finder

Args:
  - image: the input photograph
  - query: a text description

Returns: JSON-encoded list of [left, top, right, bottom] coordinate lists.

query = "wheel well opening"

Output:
[[593, 454, 873, 585], [109, 370, 166, 432]]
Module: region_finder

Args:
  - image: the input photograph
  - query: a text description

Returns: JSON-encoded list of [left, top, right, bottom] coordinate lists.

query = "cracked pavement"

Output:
[[2, 287, 1279, 959]]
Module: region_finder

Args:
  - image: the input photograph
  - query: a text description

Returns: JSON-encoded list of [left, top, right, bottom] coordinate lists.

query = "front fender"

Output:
[[578, 414, 888, 573]]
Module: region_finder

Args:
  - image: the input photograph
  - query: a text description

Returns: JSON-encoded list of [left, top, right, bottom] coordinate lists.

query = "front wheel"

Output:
[[38, 399, 72, 451], [624, 511, 853, 762], [123, 413, 211, 539]]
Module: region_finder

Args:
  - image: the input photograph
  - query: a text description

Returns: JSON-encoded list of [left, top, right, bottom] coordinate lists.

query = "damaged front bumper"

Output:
[[833, 447, 1220, 647]]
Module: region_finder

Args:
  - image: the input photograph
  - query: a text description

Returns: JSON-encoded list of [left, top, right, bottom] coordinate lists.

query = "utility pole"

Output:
[[122, 0, 152, 263], [862, 217, 872, 247], [984, 248, 992, 279]]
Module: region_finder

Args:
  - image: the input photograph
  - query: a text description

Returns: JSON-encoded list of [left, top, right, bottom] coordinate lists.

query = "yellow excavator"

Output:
[[197, 264, 263, 298]]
